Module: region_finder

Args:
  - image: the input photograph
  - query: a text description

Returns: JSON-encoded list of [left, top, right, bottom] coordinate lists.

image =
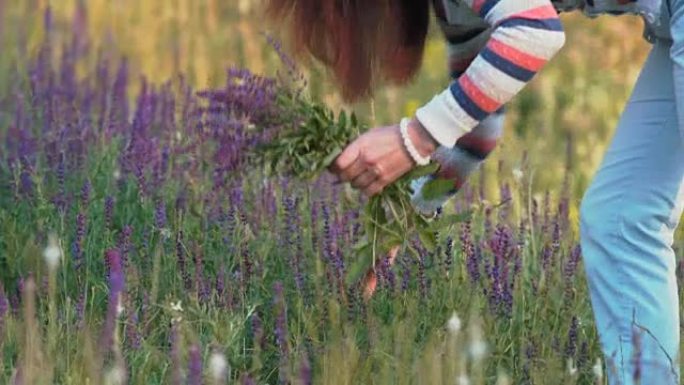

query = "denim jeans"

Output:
[[580, 1, 684, 382]]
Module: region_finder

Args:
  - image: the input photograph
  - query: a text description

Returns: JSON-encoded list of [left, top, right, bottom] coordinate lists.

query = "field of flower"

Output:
[[0, 1, 682, 385]]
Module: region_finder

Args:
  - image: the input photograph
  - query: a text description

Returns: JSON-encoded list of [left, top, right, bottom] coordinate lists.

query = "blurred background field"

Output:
[[0, 1, 677, 384]]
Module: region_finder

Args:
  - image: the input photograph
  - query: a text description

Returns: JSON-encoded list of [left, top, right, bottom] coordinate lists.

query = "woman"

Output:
[[267, 1, 683, 384]]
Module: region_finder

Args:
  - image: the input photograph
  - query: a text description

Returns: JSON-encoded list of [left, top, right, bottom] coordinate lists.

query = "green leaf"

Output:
[[418, 228, 437, 252], [427, 211, 473, 232], [352, 238, 370, 251], [321, 147, 343, 169], [420, 178, 455, 201], [403, 163, 440, 181], [338, 110, 347, 130], [345, 249, 374, 286]]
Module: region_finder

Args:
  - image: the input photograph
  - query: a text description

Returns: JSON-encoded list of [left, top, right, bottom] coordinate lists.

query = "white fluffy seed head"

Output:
[[512, 168, 524, 182], [496, 372, 511, 385], [592, 358, 603, 380], [116, 297, 125, 317], [209, 351, 229, 381], [468, 322, 487, 361], [171, 300, 183, 312], [567, 358, 578, 376], [43, 233, 62, 271], [456, 374, 470, 385], [447, 312, 462, 335], [104, 365, 126, 385]]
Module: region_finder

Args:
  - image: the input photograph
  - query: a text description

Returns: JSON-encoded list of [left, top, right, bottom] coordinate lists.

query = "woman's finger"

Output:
[[339, 156, 366, 182], [351, 169, 377, 190], [363, 180, 385, 197], [331, 140, 361, 174]]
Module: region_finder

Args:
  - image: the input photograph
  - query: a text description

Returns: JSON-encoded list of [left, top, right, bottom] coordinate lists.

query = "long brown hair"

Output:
[[266, 0, 431, 101]]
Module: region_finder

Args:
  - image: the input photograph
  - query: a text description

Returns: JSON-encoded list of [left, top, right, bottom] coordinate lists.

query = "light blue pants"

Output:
[[580, 1, 684, 383]]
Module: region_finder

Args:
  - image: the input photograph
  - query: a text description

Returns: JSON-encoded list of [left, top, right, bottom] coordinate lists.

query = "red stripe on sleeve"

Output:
[[487, 38, 547, 72], [472, 0, 487, 14], [505, 4, 559, 21], [456, 134, 498, 154], [458, 75, 501, 113]]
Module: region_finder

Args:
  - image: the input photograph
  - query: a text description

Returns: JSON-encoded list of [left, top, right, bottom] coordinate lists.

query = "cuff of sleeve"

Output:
[[415, 89, 472, 148]]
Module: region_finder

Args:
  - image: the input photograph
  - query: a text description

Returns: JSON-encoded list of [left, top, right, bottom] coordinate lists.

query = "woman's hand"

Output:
[[330, 118, 438, 196]]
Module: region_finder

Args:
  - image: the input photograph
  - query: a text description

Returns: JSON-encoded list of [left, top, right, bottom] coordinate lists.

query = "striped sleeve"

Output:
[[416, 0, 566, 148]]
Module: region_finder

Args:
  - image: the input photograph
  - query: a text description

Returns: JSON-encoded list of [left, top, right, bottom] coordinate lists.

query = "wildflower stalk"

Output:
[[43, 232, 61, 358], [47, 265, 57, 360]]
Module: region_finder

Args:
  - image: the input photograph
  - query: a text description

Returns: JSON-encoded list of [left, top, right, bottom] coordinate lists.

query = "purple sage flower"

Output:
[[170, 323, 182, 385], [187, 344, 203, 385], [99, 249, 125, 354], [155, 200, 167, 229], [105, 195, 115, 229], [273, 282, 289, 384]]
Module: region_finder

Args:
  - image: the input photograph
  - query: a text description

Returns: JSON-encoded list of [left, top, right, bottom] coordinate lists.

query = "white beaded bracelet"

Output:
[[399, 117, 431, 166]]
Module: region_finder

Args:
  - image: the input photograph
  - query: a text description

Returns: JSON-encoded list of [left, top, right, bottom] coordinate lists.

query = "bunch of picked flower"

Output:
[[253, 84, 470, 284]]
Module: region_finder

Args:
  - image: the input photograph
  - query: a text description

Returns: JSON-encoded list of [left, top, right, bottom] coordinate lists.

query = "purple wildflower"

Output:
[[55, 154, 66, 196], [564, 245, 581, 291], [241, 375, 256, 385], [379, 254, 396, 294], [193, 246, 209, 304], [214, 267, 226, 308], [241, 246, 252, 291], [462, 220, 480, 284], [170, 323, 182, 385], [577, 341, 589, 370], [118, 225, 132, 266], [72, 212, 86, 270], [80, 179, 91, 207], [309, 199, 319, 254], [105, 196, 115, 229], [187, 344, 203, 385], [400, 255, 411, 293], [75, 291, 85, 329], [541, 245, 552, 273], [299, 354, 312, 385], [19, 169, 33, 198], [565, 316, 578, 359], [541, 191, 551, 236], [273, 282, 289, 384], [551, 216, 561, 255], [531, 197, 539, 230], [444, 236, 454, 276], [176, 231, 190, 290], [251, 312, 265, 350], [416, 246, 428, 299], [127, 309, 141, 350], [9, 292, 19, 318], [155, 199, 167, 229], [99, 249, 125, 354]]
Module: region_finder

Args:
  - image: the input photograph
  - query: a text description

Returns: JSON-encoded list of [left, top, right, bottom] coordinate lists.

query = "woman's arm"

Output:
[[409, 6, 504, 215], [331, 0, 565, 196], [417, 0, 566, 148]]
